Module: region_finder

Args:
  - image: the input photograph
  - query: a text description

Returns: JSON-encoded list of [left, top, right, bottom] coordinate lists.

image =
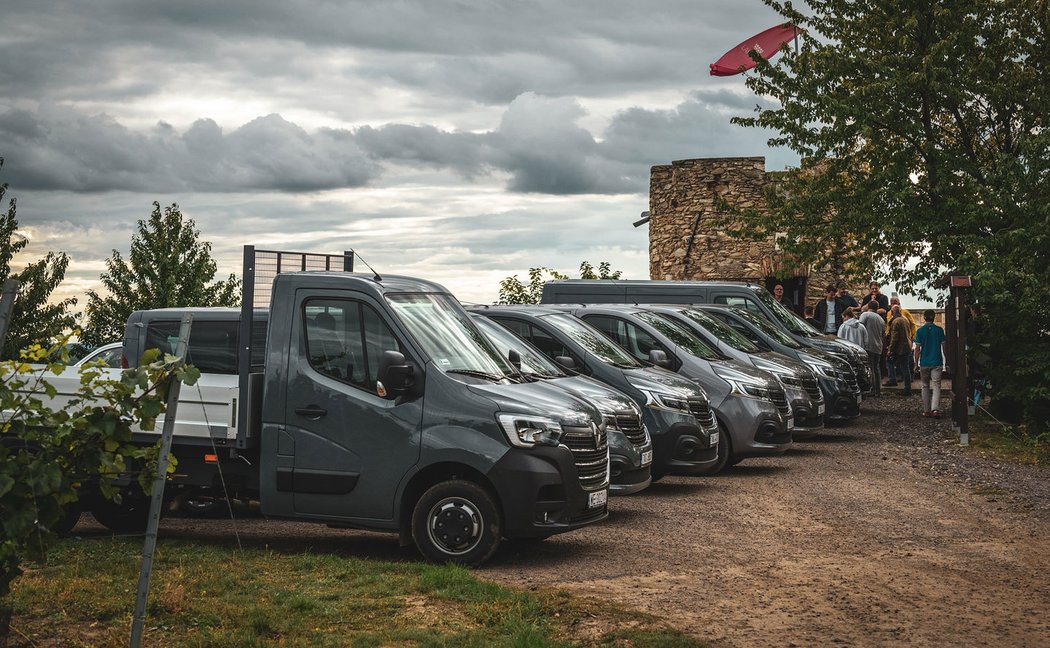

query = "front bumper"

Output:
[[819, 377, 862, 421], [608, 428, 652, 495], [488, 446, 608, 539], [717, 394, 792, 459], [644, 408, 719, 475], [785, 386, 824, 438]]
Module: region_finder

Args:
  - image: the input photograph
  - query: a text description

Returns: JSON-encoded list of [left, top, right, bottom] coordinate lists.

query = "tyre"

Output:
[[90, 487, 152, 534], [51, 502, 83, 536], [411, 480, 501, 567], [697, 423, 731, 476]]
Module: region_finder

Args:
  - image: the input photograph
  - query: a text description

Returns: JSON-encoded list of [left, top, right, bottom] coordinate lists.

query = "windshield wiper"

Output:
[[446, 369, 508, 382]]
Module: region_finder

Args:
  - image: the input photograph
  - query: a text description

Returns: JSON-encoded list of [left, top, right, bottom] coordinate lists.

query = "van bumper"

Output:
[[488, 446, 608, 539], [645, 409, 719, 476], [719, 395, 792, 459], [820, 377, 862, 421]]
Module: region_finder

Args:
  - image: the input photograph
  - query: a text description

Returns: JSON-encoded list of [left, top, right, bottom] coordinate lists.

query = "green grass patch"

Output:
[[6, 537, 702, 647], [964, 419, 1050, 466]]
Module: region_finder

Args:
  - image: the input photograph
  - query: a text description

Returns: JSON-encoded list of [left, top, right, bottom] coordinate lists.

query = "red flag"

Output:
[[710, 23, 801, 76]]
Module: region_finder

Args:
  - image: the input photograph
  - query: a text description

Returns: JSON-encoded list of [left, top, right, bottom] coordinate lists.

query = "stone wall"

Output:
[[648, 156, 858, 309]]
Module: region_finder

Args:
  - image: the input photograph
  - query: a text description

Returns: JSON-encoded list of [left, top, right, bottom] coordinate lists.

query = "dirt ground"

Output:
[[71, 395, 1050, 647]]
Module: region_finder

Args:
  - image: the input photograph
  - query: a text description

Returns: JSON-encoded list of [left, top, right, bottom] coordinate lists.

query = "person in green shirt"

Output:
[[914, 310, 946, 418]]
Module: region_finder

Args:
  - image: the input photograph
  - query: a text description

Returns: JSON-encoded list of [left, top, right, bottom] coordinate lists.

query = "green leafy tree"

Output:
[[0, 159, 77, 360], [0, 340, 199, 634], [82, 202, 239, 346], [730, 0, 1049, 429], [497, 261, 623, 304]]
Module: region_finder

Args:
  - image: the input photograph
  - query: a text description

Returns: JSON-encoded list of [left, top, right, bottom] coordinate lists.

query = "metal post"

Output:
[[236, 246, 254, 449], [956, 288, 969, 445], [0, 278, 20, 351], [130, 314, 192, 648]]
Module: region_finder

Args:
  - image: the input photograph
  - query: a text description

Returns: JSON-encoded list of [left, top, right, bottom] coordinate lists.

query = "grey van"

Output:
[[470, 306, 719, 479], [638, 305, 825, 437], [541, 279, 872, 394], [552, 305, 792, 472], [472, 314, 653, 494], [695, 304, 862, 421]]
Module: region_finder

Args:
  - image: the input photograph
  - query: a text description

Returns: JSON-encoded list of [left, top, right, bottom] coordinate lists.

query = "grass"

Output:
[[6, 537, 702, 647], [963, 417, 1050, 466]]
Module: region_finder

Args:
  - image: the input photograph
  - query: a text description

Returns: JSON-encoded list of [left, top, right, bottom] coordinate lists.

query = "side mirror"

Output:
[[377, 350, 415, 398], [648, 349, 672, 369], [508, 349, 522, 370], [554, 355, 577, 371]]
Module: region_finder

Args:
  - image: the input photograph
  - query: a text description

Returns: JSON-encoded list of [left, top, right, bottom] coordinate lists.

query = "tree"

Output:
[[0, 340, 199, 634], [729, 0, 1049, 428], [497, 261, 622, 304], [0, 159, 77, 360], [82, 203, 239, 346]]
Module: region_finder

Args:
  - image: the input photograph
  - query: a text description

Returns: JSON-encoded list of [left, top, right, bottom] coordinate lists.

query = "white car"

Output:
[[74, 342, 123, 368]]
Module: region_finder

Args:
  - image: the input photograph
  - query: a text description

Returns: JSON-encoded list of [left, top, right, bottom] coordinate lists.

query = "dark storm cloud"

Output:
[[1, 85, 788, 195], [0, 107, 376, 192], [2, 1, 782, 109]]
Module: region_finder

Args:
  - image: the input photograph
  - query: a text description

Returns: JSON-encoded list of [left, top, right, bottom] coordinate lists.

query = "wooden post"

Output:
[[130, 314, 192, 648]]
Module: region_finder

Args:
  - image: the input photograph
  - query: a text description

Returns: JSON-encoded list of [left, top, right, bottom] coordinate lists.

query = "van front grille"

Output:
[[613, 411, 648, 447], [687, 397, 717, 431], [561, 424, 610, 492]]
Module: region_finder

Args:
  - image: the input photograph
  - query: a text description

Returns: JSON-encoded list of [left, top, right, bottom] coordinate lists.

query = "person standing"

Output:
[[859, 301, 885, 396], [914, 309, 947, 418], [884, 293, 916, 385], [814, 285, 846, 335], [861, 281, 890, 313], [772, 283, 794, 312], [804, 305, 820, 329], [837, 307, 869, 349], [887, 304, 913, 396], [838, 286, 859, 308]]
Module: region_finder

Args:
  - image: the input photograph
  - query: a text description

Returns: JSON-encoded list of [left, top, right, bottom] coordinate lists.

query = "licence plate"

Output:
[[709, 431, 719, 446], [787, 417, 794, 429], [818, 403, 825, 415], [641, 449, 653, 466], [588, 489, 608, 509]]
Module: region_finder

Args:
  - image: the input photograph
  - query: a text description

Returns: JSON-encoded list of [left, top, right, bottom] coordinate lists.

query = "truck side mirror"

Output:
[[508, 349, 522, 370], [554, 355, 577, 371], [648, 349, 671, 369], [377, 350, 415, 398]]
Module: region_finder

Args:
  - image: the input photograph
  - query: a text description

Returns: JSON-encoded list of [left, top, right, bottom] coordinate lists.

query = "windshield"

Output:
[[731, 307, 803, 349], [750, 286, 812, 335], [543, 313, 643, 368], [387, 293, 512, 377], [472, 315, 565, 378], [790, 311, 824, 336], [678, 308, 760, 353], [635, 311, 723, 361]]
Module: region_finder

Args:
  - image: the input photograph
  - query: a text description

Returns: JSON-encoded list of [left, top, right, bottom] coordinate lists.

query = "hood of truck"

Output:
[[468, 379, 601, 425]]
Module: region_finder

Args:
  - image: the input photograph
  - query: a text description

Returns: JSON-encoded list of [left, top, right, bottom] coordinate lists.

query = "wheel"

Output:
[[90, 487, 152, 534], [697, 423, 731, 476], [51, 501, 83, 536], [411, 480, 501, 567]]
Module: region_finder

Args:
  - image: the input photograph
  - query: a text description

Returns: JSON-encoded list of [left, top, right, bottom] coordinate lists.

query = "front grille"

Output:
[[687, 397, 717, 431], [843, 370, 861, 394], [613, 410, 648, 447], [561, 424, 609, 492], [802, 375, 823, 402], [769, 385, 791, 418], [847, 355, 871, 391]]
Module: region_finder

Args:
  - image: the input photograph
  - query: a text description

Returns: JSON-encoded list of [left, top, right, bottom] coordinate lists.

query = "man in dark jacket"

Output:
[[887, 304, 913, 396], [813, 285, 847, 335]]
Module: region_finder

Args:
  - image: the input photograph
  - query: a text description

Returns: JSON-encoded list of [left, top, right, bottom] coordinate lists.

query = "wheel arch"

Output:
[[397, 462, 502, 546]]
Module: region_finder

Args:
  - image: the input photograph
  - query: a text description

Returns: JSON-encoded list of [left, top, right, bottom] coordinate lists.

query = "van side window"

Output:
[[713, 295, 763, 315], [144, 320, 239, 374], [581, 316, 630, 348], [520, 322, 572, 362], [493, 317, 530, 339], [304, 298, 403, 393], [584, 316, 665, 363]]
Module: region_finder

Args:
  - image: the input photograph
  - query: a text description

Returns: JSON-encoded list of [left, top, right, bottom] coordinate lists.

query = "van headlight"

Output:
[[497, 414, 564, 448], [713, 365, 774, 399], [641, 390, 693, 413], [752, 358, 803, 387], [798, 353, 836, 379]]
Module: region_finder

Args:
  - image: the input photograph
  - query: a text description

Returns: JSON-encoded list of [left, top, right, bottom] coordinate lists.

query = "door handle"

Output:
[[294, 406, 328, 420]]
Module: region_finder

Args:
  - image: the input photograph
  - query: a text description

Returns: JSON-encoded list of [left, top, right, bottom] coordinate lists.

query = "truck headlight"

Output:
[[497, 414, 564, 448]]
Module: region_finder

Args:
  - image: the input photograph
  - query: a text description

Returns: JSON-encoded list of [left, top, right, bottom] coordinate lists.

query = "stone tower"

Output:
[[648, 156, 844, 311]]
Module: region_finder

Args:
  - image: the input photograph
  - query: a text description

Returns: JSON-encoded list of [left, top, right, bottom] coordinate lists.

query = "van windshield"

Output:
[[731, 307, 804, 349], [387, 293, 512, 379], [472, 315, 565, 378], [635, 311, 724, 361], [543, 313, 643, 369], [676, 308, 760, 353], [750, 286, 812, 335]]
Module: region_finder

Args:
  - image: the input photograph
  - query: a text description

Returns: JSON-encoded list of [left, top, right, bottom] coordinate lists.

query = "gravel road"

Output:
[[75, 396, 1050, 647]]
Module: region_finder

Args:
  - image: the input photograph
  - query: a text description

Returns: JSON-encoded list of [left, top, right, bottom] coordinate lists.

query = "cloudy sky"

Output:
[[3, 0, 801, 307]]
